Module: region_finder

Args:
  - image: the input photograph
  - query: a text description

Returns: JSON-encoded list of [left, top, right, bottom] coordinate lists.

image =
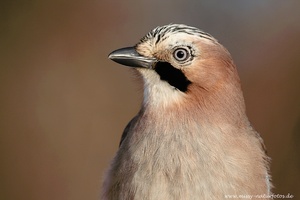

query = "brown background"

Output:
[[0, 1, 299, 200]]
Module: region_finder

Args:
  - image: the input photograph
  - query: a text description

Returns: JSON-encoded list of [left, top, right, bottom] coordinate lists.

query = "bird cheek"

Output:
[[184, 63, 211, 87]]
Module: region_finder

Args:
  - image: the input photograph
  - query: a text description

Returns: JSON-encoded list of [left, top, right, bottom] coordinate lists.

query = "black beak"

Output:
[[108, 47, 157, 69]]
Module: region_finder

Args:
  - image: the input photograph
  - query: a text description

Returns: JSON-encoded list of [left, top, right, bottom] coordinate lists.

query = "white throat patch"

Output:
[[137, 68, 186, 108]]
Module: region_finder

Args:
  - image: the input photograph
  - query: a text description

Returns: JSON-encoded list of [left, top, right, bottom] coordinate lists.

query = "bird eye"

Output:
[[173, 48, 190, 62]]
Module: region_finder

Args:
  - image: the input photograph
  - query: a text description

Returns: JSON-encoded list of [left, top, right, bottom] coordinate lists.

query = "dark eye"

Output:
[[173, 48, 190, 62]]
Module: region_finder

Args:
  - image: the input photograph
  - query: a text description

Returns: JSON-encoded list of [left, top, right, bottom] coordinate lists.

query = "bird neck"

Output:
[[141, 78, 249, 128]]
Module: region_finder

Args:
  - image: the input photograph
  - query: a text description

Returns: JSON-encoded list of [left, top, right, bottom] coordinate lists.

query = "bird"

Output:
[[102, 24, 271, 200]]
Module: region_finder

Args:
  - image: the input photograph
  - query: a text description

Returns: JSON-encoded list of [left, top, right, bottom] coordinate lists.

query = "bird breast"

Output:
[[107, 110, 269, 199]]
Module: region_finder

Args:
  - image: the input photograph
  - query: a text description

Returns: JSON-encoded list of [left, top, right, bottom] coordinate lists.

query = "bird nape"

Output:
[[102, 24, 271, 200]]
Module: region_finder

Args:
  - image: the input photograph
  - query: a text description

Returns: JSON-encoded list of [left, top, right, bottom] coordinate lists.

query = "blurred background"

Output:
[[0, 1, 299, 199]]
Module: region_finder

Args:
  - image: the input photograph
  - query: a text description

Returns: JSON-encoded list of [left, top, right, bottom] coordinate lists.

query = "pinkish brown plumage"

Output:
[[103, 24, 271, 200]]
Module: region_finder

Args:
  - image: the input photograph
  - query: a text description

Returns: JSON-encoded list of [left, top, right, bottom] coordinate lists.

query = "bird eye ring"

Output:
[[173, 47, 191, 62]]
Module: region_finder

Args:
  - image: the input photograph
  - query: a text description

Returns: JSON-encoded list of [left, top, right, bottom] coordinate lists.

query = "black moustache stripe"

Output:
[[155, 62, 191, 92]]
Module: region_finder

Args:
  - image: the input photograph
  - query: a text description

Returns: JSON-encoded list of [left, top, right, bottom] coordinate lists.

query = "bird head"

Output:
[[109, 24, 245, 121]]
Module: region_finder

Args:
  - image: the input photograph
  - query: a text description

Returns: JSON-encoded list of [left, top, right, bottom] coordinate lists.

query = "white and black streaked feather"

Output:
[[138, 24, 217, 45]]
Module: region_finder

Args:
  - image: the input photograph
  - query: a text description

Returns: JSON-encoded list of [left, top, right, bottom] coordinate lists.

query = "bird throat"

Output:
[[154, 62, 191, 92]]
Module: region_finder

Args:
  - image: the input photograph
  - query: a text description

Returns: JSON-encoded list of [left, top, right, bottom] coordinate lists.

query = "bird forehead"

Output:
[[136, 33, 202, 58]]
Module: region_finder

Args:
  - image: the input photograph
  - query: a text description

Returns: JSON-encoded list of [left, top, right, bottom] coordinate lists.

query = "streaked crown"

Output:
[[138, 24, 218, 46]]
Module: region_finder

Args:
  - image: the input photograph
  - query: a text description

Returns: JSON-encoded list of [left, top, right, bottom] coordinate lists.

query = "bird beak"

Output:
[[108, 47, 157, 69]]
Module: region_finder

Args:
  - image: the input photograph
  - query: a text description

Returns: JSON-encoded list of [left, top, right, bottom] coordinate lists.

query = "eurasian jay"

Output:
[[102, 24, 271, 200]]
